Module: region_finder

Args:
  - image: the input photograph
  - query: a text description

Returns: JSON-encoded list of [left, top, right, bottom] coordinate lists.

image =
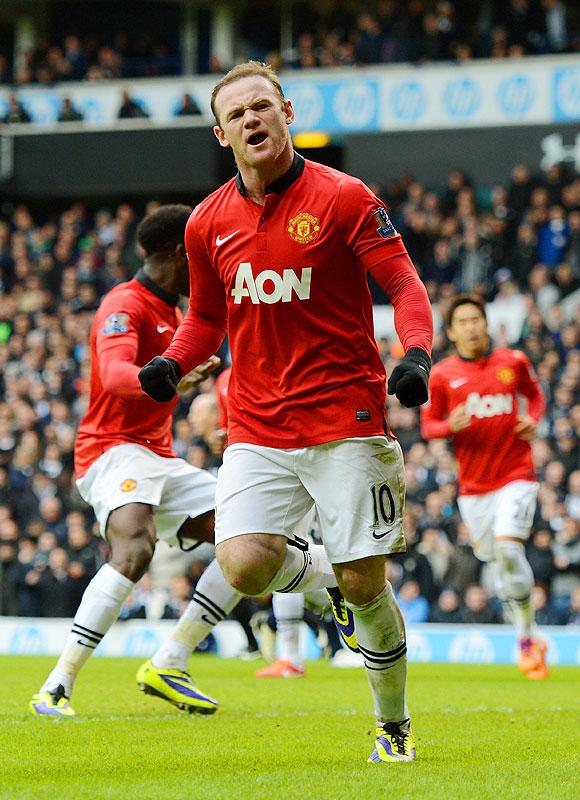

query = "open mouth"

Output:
[[247, 132, 268, 146]]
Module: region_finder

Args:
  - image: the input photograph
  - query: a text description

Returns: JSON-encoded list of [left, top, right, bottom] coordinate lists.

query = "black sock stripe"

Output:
[[364, 660, 403, 671], [276, 617, 303, 623], [72, 628, 102, 645], [191, 596, 223, 623], [76, 640, 97, 650], [193, 591, 227, 619], [358, 641, 407, 659], [363, 648, 407, 668], [277, 552, 309, 593], [360, 645, 407, 665], [512, 595, 532, 605], [72, 623, 104, 639]]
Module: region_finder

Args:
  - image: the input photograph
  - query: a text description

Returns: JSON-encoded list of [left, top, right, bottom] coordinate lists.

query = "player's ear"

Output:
[[447, 326, 456, 343], [284, 99, 295, 125], [213, 125, 230, 149]]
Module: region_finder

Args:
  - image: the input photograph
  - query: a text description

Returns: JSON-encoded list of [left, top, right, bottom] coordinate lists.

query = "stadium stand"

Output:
[[0, 157, 577, 628]]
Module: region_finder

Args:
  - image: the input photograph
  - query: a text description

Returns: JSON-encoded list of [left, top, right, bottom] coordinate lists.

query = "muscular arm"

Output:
[[163, 220, 227, 375], [518, 354, 546, 421], [98, 339, 143, 398], [370, 253, 433, 355], [421, 373, 452, 439]]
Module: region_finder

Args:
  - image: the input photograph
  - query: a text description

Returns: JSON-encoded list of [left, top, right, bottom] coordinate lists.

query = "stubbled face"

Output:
[[213, 75, 294, 169], [448, 303, 488, 355]]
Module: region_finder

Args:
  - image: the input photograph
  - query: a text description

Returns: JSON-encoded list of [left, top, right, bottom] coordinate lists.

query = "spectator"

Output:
[[526, 528, 556, 586], [175, 92, 202, 116], [117, 90, 149, 119], [532, 584, 566, 625], [396, 579, 430, 623], [430, 587, 463, 623], [57, 97, 83, 123], [2, 93, 31, 124], [460, 585, 503, 624]]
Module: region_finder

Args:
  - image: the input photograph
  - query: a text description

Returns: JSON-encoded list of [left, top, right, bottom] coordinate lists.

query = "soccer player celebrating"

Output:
[[30, 204, 336, 718], [139, 62, 433, 763], [421, 295, 549, 679]]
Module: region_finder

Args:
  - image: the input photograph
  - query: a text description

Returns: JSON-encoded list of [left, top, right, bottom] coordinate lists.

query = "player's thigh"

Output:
[[457, 491, 497, 562], [492, 480, 539, 541], [76, 443, 169, 541], [214, 443, 313, 545], [301, 436, 406, 564], [155, 461, 217, 550]]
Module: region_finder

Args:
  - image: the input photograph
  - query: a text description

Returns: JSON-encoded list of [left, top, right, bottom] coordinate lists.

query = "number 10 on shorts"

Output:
[[370, 482, 396, 530]]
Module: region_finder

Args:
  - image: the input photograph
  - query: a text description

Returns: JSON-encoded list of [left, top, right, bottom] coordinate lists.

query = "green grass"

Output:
[[0, 657, 578, 800]]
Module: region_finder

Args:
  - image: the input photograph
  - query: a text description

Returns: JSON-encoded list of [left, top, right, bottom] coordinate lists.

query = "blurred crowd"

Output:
[[0, 156, 577, 636], [0, 1, 578, 89]]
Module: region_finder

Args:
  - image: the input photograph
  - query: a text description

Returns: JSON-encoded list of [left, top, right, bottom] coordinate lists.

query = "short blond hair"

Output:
[[210, 61, 285, 125]]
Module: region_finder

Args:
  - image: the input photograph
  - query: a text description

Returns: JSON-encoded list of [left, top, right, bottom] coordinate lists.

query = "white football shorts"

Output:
[[214, 436, 406, 564], [76, 443, 216, 549], [457, 479, 539, 562]]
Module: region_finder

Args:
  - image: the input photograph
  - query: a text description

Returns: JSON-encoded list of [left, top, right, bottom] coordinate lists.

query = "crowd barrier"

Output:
[[1, 618, 578, 665]]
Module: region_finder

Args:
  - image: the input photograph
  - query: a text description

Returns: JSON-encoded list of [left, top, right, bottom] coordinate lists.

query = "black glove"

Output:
[[387, 347, 431, 408], [138, 356, 182, 403]]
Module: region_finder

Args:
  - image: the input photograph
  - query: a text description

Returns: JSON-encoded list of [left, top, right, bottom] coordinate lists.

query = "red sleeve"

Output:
[[516, 352, 546, 421], [96, 297, 143, 398], [370, 254, 433, 355], [421, 370, 452, 439], [164, 213, 227, 374], [337, 177, 433, 354]]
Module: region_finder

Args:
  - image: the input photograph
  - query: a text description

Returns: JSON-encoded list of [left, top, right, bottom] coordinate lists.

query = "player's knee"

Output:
[[334, 556, 387, 606], [109, 529, 156, 582], [495, 540, 533, 598], [216, 537, 282, 596]]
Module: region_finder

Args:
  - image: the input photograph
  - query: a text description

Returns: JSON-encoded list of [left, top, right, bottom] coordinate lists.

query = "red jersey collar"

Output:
[[235, 152, 305, 197], [134, 269, 179, 307]]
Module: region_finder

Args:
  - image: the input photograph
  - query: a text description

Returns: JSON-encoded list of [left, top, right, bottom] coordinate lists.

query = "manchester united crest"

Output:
[[288, 212, 320, 244], [496, 367, 515, 385], [120, 478, 138, 492]]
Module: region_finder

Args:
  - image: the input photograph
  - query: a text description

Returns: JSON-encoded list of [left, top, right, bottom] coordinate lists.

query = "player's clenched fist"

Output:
[[139, 356, 182, 402], [448, 403, 471, 433], [387, 347, 431, 407]]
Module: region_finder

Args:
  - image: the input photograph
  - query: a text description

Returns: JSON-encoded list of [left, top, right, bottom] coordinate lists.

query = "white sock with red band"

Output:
[[41, 563, 135, 696], [151, 558, 242, 671]]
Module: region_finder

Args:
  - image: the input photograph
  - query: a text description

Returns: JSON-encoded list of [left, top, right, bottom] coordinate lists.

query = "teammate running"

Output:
[[139, 61, 433, 763], [30, 204, 337, 718], [421, 294, 549, 679]]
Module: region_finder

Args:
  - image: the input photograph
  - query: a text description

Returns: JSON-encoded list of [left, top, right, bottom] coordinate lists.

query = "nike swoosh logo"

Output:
[[157, 325, 170, 333], [215, 230, 240, 247], [372, 529, 393, 540], [450, 378, 468, 388]]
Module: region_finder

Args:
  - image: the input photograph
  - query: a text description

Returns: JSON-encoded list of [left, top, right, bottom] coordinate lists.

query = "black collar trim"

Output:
[[135, 269, 179, 307], [457, 346, 493, 362], [235, 152, 305, 197]]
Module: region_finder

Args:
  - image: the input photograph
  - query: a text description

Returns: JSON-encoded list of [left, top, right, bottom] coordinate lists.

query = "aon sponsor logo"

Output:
[[465, 391, 513, 418], [231, 262, 312, 304]]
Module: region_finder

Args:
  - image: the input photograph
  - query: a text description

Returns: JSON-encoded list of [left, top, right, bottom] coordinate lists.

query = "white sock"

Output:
[[273, 592, 304, 666], [265, 541, 337, 594], [494, 541, 536, 639], [41, 563, 134, 696], [151, 559, 242, 671], [347, 582, 409, 726]]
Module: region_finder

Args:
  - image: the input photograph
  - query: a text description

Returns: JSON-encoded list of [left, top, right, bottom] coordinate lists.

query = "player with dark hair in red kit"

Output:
[[139, 61, 433, 763], [422, 294, 549, 680]]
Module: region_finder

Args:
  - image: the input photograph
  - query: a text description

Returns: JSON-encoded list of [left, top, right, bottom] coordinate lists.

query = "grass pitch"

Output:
[[0, 656, 578, 800]]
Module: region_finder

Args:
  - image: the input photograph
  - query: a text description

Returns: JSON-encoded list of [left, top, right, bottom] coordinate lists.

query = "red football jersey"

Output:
[[421, 349, 545, 495], [165, 154, 432, 448], [75, 275, 182, 477]]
